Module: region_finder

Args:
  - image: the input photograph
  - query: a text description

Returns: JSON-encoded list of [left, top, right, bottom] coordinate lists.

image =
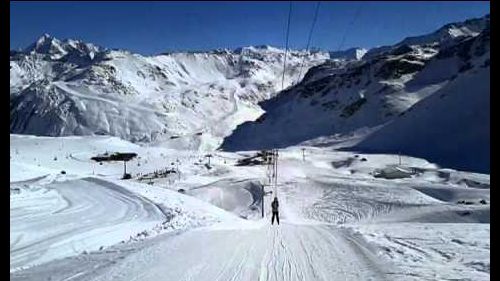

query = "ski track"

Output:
[[10, 138, 489, 280], [11, 177, 391, 281], [10, 177, 165, 272], [34, 225, 386, 281]]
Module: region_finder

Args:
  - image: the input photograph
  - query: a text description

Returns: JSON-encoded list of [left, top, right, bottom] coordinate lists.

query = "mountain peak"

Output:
[[22, 34, 104, 60], [35, 33, 59, 45], [40, 33, 52, 40], [25, 33, 65, 55]]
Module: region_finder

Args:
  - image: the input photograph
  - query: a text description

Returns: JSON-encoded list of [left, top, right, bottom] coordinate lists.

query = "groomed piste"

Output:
[[10, 134, 489, 280]]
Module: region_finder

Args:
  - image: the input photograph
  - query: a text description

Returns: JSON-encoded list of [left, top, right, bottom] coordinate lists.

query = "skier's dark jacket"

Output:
[[271, 199, 279, 213]]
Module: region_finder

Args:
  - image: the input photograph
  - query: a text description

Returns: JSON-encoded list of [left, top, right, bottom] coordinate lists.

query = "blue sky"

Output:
[[11, 1, 490, 55]]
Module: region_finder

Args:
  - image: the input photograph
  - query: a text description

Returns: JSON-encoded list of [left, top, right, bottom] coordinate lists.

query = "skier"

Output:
[[271, 197, 280, 225]]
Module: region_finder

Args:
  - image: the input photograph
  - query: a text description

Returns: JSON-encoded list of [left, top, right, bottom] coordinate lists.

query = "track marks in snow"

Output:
[[280, 178, 439, 225], [10, 177, 166, 271], [45, 223, 387, 281], [12, 221, 390, 281], [353, 223, 490, 280]]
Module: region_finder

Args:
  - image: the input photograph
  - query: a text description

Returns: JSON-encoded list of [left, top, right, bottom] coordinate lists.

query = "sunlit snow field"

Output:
[[10, 134, 489, 280]]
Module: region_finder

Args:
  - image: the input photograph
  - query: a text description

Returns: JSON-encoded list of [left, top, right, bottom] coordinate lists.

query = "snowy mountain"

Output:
[[352, 27, 490, 173], [10, 36, 330, 150], [23, 33, 104, 61], [365, 14, 489, 59], [221, 14, 490, 172], [329, 47, 367, 60]]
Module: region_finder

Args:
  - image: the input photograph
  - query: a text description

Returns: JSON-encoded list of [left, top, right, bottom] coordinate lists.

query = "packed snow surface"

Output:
[[11, 135, 489, 280]]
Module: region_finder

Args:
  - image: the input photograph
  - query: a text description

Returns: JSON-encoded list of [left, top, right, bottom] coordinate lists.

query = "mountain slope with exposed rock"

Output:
[[10, 38, 330, 150], [221, 14, 490, 171]]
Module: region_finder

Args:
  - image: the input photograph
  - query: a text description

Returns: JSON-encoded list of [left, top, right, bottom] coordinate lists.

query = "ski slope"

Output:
[[10, 177, 165, 271], [10, 135, 489, 280], [68, 225, 387, 281]]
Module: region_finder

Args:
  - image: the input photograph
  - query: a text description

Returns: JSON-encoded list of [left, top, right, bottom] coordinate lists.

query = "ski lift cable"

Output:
[[272, 1, 292, 201], [296, 1, 321, 85], [280, 1, 293, 91], [275, 149, 279, 197], [336, 2, 363, 52]]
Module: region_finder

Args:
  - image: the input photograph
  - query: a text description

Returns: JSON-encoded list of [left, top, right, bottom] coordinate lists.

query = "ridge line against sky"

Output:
[[11, 1, 489, 55]]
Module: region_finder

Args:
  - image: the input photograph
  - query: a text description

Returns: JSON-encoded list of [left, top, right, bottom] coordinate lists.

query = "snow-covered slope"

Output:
[[9, 134, 243, 272], [221, 15, 489, 158], [351, 28, 490, 173], [10, 135, 490, 280], [10, 38, 329, 150], [365, 14, 489, 59]]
